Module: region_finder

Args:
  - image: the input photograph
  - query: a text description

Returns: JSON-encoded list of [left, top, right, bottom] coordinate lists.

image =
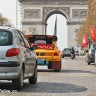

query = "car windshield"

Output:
[[0, 30, 13, 46]]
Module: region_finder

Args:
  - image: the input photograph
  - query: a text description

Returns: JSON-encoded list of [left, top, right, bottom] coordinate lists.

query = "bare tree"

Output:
[[75, 19, 90, 45], [0, 13, 12, 26], [75, 0, 96, 45]]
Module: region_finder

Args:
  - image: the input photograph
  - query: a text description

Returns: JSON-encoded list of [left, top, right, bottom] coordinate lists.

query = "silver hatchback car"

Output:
[[0, 26, 38, 90]]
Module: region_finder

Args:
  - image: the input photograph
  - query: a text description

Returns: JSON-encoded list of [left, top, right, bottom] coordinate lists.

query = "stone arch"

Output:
[[18, 0, 88, 48], [43, 8, 69, 22], [44, 9, 68, 35]]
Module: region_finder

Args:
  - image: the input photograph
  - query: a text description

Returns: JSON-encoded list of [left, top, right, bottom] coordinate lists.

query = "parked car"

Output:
[[0, 26, 38, 90], [62, 48, 71, 58], [85, 43, 96, 65]]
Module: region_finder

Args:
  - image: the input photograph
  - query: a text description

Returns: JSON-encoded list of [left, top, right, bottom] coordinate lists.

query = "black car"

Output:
[[85, 43, 96, 65], [62, 48, 71, 58]]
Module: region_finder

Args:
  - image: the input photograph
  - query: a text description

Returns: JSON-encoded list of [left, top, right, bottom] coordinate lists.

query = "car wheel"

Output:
[[48, 62, 52, 69], [88, 62, 91, 65], [12, 69, 24, 90], [29, 66, 37, 84]]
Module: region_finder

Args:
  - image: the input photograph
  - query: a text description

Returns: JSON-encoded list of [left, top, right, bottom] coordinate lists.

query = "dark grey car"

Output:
[[62, 48, 71, 58], [0, 26, 38, 90]]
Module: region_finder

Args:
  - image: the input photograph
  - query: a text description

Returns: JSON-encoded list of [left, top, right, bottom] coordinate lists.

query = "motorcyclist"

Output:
[[71, 47, 75, 59]]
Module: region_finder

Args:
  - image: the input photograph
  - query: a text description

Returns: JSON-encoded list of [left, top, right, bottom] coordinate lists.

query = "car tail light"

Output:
[[54, 52, 59, 56], [47, 36, 53, 38], [6, 48, 20, 57]]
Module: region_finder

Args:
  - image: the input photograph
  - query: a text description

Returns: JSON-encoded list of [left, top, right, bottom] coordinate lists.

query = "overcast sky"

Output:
[[47, 14, 67, 51], [0, 0, 68, 51], [0, 0, 16, 26]]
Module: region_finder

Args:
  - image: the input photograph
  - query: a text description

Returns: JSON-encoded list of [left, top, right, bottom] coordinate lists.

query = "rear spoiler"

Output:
[[26, 35, 58, 41]]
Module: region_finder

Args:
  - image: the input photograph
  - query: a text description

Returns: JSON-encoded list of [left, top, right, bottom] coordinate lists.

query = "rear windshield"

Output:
[[0, 30, 13, 46], [28, 36, 53, 44], [64, 48, 71, 51], [34, 39, 52, 44]]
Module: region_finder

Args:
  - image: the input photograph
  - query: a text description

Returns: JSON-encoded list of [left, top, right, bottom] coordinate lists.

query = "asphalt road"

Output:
[[0, 56, 96, 96]]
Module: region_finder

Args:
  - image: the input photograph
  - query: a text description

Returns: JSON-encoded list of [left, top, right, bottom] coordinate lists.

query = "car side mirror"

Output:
[[30, 45, 38, 50]]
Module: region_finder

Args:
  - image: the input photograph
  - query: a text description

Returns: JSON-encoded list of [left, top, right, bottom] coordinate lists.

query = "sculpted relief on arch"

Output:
[[72, 9, 87, 18], [24, 9, 41, 19], [22, 0, 87, 5], [43, 7, 70, 21]]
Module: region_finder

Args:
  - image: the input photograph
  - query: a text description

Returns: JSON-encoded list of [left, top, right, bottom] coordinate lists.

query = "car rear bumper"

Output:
[[0, 61, 20, 67], [0, 61, 21, 80], [0, 72, 20, 80]]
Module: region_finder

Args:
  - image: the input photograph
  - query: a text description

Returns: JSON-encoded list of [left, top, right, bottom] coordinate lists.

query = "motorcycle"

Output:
[[70, 51, 75, 59]]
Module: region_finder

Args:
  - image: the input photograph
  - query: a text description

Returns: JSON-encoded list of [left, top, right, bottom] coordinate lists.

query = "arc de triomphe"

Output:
[[18, 0, 88, 47]]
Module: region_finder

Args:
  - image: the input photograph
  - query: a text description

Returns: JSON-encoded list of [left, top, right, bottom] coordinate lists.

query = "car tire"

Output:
[[12, 69, 24, 90], [88, 62, 91, 65], [48, 62, 52, 69], [29, 66, 37, 84]]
